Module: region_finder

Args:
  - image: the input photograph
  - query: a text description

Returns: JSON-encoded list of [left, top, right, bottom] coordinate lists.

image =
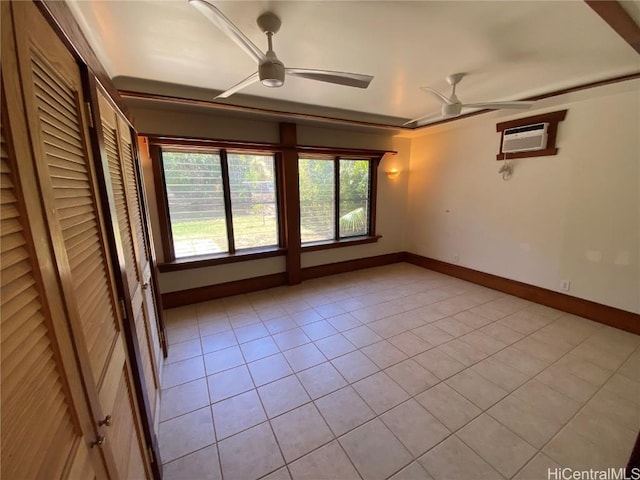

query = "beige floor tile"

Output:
[[511, 336, 566, 364], [433, 317, 475, 337], [388, 331, 433, 356], [200, 330, 238, 354], [438, 340, 488, 367], [617, 349, 640, 382], [412, 324, 455, 346], [283, 343, 326, 372], [162, 356, 205, 389], [353, 371, 410, 414], [458, 414, 536, 477], [325, 312, 362, 332], [492, 347, 547, 376], [543, 425, 615, 470], [203, 345, 245, 376], [459, 331, 507, 356], [160, 378, 210, 421], [300, 319, 338, 341], [198, 317, 232, 338], [271, 403, 334, 462], [296, 362, 347, 399], [315, 386, 376, 436], [553, 353, 613, 386], [368, 317, 407, 338], [331, 350, 379, 383], [581, 388, 640, 432], [264, 316, 298, 335], [218, 422, 284, 480], [385, 358, 439, 396], [166, 319, 200, 345], [165, 338, 202, 365], [381, 399, 450, 457], [248, 353, 294, 386], [418, 435, 503, 480], [362, 340, 408, 369], [453, 311, 494, 329], [262, 467, 292, 480], [602, 373, 640, 405], [415, 383, 481, 432], [240, 336, 280, 363], [273, 327, 312, 351], [292, 308, 324, 326], [314, 333, 357, 359], [389, 462, 434, 480], [313, 303, 347, 319], [339, 418, 413, 480], [207, 364, 254, 403], [256, 305, 287, 322], [511, 380, 581, 425], [211, 390, 266, 439], [497, 311, 550, 335], [414, 348, 466, 380], [487, 394, 564, 448], [158, 407, 215, 463], [535, 365, 599, 403], [471, 357, 529, 392], [479, 323, 524, 345], [446, 369, 508, 410], [288, 441, 360, 480], [571, 342, 632, 371], [258, 375, 310, 418], [342, 325, 384, 348], [162, 445, 221, 480], [468, 304, 510, 322], [512, 453, 561, 480], [234, 322, 269, 344]]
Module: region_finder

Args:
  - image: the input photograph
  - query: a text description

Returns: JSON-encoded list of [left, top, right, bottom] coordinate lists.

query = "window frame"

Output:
[[299, 154, 381, 252], [150, 141, 286, 269], [149, 135, 386, 271]]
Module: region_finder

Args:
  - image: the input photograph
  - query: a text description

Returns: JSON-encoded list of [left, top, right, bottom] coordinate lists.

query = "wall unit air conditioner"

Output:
[[502, 122, 549, 153]]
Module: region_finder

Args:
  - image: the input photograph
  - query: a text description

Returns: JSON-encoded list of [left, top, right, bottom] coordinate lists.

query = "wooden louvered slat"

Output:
[[101, 116, 138, 294], [111, 369, 134, 478], [0, 118, 78, 480], [31, 54, 119, 384]]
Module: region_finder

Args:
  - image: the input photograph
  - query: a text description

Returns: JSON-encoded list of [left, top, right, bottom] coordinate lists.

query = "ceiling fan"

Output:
[[404, 73, 534, 126], [189, 0, 374, 99]]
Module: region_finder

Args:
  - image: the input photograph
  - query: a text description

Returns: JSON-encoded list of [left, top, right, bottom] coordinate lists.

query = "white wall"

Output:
[[132, 104, 409, 293], [406, 80, 640, 313]]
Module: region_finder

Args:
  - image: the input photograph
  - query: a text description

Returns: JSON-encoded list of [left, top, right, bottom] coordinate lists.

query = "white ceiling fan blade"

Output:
[[420, 87, 453, 105], [189, 0, 266, 64], [286, 68, 373, 88], [215, 72, 260, 99], [462, 101, 534, 110], [402, 111, 444, 126]]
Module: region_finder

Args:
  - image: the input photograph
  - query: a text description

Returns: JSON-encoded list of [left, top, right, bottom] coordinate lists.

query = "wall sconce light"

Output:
[[385, 168, 400, 179]]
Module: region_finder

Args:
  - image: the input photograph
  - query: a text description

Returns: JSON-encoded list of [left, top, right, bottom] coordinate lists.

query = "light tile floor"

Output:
[[158, 263, 640, 480]]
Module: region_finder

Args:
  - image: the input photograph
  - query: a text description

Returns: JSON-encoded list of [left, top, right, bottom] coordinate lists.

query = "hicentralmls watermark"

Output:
[[548, 468, 640, 480]]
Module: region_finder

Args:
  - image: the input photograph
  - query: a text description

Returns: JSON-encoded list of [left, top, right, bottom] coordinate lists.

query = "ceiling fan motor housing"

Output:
[[259, 59, 285, 87], [443, 103, 462, 116]]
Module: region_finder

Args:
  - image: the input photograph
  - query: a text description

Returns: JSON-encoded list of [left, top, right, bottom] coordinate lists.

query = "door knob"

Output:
[[98, 415, 111, 427], [91, 436, 105, 448]]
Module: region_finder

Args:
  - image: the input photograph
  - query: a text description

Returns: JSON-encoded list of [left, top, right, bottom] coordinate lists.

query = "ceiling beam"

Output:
[[585, 0, 640, 55]]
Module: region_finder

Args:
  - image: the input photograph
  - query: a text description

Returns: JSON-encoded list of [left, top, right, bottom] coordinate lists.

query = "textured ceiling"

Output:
[[68, 1, 640, 126]]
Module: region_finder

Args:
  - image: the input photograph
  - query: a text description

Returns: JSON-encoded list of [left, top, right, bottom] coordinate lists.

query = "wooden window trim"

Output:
[[149, 133, 386, 271], [302, 235, 382, 252], [496, 110, 568, 160]]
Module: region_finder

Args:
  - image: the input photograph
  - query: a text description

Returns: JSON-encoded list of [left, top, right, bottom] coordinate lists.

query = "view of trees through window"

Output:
[[299, 157, 370, 243], [163, 150, 277, 258]]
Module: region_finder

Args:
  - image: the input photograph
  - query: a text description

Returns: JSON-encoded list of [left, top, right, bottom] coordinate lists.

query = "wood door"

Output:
[[9, 2, 148, 478], [97, 91, 161, 423], [0, 83, 101, 479]]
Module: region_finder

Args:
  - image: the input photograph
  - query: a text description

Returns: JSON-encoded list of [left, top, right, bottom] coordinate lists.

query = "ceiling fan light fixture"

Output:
[[259, 60, 285, 87]]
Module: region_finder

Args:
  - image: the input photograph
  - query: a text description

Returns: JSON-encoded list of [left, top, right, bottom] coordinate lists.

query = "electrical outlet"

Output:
[[453, 254, 460, 264], [560, 280, 571, 292]]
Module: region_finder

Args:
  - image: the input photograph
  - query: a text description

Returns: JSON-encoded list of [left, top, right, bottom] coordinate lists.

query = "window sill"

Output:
[[158, 247, 286, 272], [301, 235, 382, 252]]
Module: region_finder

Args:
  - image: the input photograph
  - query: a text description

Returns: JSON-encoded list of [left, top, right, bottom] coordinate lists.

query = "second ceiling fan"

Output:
[[189, 0, 374, 99], [404, 73, 534, 126]]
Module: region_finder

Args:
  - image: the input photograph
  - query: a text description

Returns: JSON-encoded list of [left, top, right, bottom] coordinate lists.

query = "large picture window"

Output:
[[160, 148, 279, 259], [299, 156, 372, 244]]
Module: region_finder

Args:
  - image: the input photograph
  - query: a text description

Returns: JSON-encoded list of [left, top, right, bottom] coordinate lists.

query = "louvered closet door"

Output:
[[0, 105, 97, 479], [98, 91, 161, 423], [10, 2, 147, 478]]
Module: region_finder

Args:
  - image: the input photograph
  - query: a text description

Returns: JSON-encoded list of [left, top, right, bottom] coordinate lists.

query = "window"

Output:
[[299, 156, 373, 244], [160, 148, 279, 259]]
